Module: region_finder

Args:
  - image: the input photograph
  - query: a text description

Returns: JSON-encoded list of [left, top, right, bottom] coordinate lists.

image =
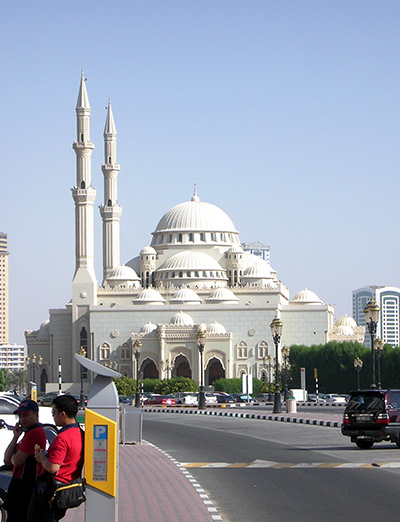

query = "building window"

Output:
[[200, 233, 205, 241], [189, 233, 194, 242], [100, 343, 110, 360], [178, 234, 182, 242], [237, 342, 248, 359]]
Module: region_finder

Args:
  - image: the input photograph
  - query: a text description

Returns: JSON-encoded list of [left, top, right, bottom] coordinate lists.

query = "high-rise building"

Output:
[[242, 242, 270, 263], [353, 286, 400, 347], [0, 344, 25, 371], [0, 233, 8, 345]]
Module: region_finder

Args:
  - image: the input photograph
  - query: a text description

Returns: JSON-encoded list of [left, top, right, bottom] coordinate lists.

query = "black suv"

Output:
[[341, 389, 400, 449]]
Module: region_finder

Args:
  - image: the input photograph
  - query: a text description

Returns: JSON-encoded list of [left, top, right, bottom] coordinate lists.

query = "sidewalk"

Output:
[[64, 407, 340, 522], [64, 442, 219, 522]]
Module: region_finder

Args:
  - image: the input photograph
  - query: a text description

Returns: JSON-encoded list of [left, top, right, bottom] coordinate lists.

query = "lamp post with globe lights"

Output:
[[363, 298, 380, 388], [354, 357, 363, 390], [133, 339, 142, 407], [281, 346, 290, 402], [270, 314, 283, 414], [196, 327, 206, 410], [374, 338, 384, 389]]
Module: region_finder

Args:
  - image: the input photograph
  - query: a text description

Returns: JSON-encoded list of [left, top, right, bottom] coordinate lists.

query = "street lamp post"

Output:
[[363, 298, 380, 389], [77, 346, 86, 407], [133, 339, 142, 407], [374, 338, 384, 389], [281, 346, 290, 402], [354, 357, 363, 390], [197, 327, 206, 410], [270, 314, 283, 414]]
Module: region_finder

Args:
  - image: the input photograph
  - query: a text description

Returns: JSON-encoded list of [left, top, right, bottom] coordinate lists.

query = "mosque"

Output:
[[25, 73, 363, 392]]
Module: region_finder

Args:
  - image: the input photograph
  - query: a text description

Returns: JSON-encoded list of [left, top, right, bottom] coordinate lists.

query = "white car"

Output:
[[173, 392, 198, 405], [323, 394, 347, 405]]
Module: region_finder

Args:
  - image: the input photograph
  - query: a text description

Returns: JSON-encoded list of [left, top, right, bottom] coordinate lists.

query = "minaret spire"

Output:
[[100, 99, 122, 283], [71, 72, 97, 304]]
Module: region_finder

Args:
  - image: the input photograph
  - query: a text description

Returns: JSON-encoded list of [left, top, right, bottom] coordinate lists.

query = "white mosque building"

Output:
[[25, 73, 357, 392]]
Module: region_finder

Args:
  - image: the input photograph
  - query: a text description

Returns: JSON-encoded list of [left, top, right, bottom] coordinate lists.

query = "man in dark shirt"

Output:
[[28, 395, 84, 522], [3, 399, 46, 522]]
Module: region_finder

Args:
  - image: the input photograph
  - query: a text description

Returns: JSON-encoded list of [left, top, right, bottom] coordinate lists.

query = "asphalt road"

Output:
[[143, 412, 400, 522]]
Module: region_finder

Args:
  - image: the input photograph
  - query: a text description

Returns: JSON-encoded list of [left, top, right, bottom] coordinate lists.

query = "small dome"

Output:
[[140, 321, 157, 334], [108, 265, 140, 281], [291, 288, 324, 305], [335, 315, 357, 328], [134, 288, 165, 305], [206, 288, 239, 304], [170, 288, 202, 304], [227, 245, 244, 253], [140, 246, 157, 255], [38, 320, 50, 340], [170, 311, 194, 327], [242, 261, 273, 279], [207, 321, 227, 335]]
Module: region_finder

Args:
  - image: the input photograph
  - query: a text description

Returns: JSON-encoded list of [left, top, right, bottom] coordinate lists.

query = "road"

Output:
[[143, 412, 400, 522]]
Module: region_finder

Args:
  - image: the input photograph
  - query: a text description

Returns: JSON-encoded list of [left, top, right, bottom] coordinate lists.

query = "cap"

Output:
[[14, 399, 39, 414]]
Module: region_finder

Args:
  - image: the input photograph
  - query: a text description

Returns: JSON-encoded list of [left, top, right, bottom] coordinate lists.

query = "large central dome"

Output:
[[153, 190, 238, 234]]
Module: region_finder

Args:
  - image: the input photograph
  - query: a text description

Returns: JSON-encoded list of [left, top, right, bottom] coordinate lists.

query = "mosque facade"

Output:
[[25, 74, 359, 392]]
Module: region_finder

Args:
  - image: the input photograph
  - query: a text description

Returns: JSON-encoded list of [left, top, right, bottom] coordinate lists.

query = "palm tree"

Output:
[[5, 369, 28, 395]]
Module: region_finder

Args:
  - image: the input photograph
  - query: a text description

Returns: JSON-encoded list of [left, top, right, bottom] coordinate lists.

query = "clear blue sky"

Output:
[[2, 1, 400, 345]]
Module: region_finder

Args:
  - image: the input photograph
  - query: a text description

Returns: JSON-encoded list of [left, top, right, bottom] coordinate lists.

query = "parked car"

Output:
[[146, 395, 176, 406], [214, 393, 236, 404], [230, 394, 259, 405], [119, 395, 133, 405], [37, 391, 61, 406], [323, 394, 347, 405], [307, 393, 327, 403], [341, 389, 400, 449], [173, 392, 198, 405], [255, 393, 272, 402]]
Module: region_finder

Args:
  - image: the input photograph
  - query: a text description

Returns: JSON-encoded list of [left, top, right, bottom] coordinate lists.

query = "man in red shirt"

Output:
[[28, 395, 84, 522], [3, 399, 46, 522]]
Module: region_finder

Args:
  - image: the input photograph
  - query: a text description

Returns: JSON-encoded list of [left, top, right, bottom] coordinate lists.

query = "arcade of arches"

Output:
[[140, 355, 225, 385]]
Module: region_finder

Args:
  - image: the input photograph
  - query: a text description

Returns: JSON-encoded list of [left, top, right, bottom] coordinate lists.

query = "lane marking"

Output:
[[181, 461, 400, 469]]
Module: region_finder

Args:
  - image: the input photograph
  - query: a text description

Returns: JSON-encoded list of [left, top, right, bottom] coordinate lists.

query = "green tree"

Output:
[[5, 369, 27, 394], [114, 376, 136, 396]]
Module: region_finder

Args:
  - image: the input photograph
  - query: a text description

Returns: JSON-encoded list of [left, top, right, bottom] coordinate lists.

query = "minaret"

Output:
[[71, 71, 97, 305], [100, 100, 122, 283]]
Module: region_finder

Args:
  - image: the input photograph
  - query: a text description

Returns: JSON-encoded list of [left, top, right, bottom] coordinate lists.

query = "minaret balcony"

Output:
[[73, 141, 95, 151]]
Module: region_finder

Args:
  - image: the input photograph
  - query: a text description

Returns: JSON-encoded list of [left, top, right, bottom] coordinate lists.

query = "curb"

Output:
[[141, 407, 341, 428]]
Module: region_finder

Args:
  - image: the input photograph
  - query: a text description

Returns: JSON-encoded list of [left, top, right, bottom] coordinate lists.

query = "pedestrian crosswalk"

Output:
[[182, 459, 400, 469]]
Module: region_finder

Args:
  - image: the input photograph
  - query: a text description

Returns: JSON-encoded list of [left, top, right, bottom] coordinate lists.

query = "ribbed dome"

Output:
[[134, 288, 165, 304], [170, 311, 194, 326], [153, 191, 238, 234], [242, 261, 273, 279], [335, 315, 357, 328], [170, 288, 202, 304], [291, 288, 324, 305], [108, 265, 140, 281], [206, 288, 239, 303], [158, 251, 224, 271], [140, 321, 157, 334], [207, 321, 227, 335], [140, 246, 157, 255]]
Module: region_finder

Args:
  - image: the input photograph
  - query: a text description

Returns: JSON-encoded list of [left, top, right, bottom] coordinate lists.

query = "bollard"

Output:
[[286, 397, 297, 413]]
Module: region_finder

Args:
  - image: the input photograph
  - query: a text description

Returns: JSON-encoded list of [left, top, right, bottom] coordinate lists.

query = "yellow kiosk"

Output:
[[74, 353, 121, 522]]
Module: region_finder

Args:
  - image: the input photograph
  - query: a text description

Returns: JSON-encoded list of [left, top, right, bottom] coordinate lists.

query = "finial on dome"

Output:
[[191, 184, 200, 202]]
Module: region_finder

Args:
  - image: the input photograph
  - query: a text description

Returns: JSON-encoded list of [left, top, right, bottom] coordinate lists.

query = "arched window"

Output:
[[187, 271, 191, 277], [108, 199, 112, 206], [100, 343, 110, 360], [172, 272, 175, 278], [189, 233, 194, 242], [169, 234, 173, 242], [80, 181, 85, 189], [178, 233, 182, 242], [179, 271, 183, 278], [200, 233, 205, 241], [237, 341, 248, 359]]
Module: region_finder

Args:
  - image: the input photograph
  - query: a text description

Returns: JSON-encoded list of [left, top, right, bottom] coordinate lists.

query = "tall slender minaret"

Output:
[[71, 71, 97, 305], [100, 100, 122, 283]]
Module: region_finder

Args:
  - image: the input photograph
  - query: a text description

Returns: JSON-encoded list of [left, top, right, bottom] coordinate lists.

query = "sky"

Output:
[[2, 1, 400, 345]]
